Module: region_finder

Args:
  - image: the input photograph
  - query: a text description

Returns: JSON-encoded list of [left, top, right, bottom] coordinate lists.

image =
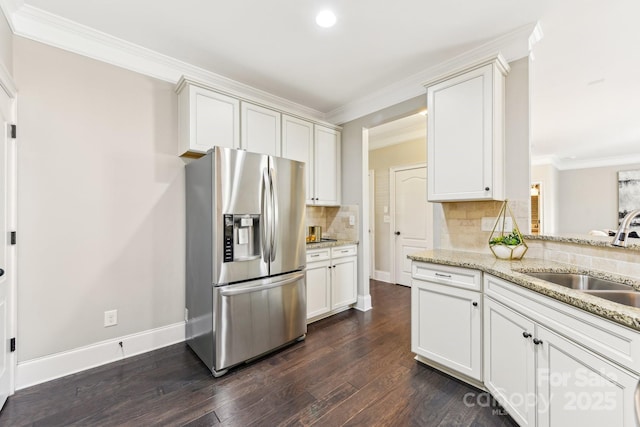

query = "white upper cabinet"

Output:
[[313, 125, 341, 206], [425, 55, 509, 202], [241, 102, 281, 156], [282, 115, 314, 202], [176, 79, 342, 197], [282, 119, 341, 206], [177, 80, 240, 156]]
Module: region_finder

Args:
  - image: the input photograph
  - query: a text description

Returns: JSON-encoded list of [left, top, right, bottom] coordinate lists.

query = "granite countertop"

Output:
[[523, 233, 640, 251], [408, 250, 640, 331], [306, 239, 359, 249]]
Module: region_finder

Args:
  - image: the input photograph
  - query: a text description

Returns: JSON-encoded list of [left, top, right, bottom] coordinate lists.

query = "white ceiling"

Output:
[[7, 0, 640, 167]]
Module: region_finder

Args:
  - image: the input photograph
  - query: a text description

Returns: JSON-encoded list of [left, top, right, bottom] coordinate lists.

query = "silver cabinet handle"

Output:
[[435, 273, 452, 278]]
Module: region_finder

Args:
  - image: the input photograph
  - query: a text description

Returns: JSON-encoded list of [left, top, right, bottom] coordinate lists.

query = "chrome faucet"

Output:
[[612, 209, 640, 247]]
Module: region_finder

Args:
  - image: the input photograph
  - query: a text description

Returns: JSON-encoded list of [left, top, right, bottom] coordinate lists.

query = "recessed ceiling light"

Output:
[[316, 10, 336, 28]]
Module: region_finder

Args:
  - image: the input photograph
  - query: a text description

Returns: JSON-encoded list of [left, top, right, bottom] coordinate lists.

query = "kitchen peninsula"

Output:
[[409, 247, 640, 426]]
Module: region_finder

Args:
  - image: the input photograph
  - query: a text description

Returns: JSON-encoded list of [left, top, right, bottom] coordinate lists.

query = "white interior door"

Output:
[[392, 165, 433, 286], [0, 86, 15, 409]]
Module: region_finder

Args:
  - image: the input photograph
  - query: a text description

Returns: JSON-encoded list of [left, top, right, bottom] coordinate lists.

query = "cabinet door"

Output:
[[536, 326, 640, 427], [282, 115, 314, 203], [331, 256, 356, 309], [411, 280, 482, 381], [178, 85, 239, 155], [306, 260, 331, 320], [427, 63, 503, 201], [314, 125, 341, 206], [241, 102, 281, 156], [484, 298, 536, 427]]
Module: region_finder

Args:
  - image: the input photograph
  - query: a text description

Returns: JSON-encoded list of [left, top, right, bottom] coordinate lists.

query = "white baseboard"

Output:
[[16, 321, 185, 390], [355, 294, 372, 312], [373, 270, 391, 283]]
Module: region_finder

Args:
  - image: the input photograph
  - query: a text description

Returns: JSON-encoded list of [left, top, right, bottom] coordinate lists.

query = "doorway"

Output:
[[530, 183, 542, 235]]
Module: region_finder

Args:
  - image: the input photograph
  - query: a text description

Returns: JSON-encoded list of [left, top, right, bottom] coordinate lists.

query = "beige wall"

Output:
[[557, 163, 640, 233], [369, 138, 426, 273], [0, 10, 12, 75], [14, 37, 185, 361]]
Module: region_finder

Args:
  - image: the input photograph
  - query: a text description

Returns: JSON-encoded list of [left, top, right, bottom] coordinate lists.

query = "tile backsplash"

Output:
[[306, 205, 359, 241], [436, 199, 529, 253]]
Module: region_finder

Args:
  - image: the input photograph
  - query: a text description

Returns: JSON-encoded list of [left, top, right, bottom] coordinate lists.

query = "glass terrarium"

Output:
[[489, 200, 528, 260]]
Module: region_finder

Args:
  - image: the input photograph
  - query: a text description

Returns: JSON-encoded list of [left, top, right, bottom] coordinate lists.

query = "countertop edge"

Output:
[[408, 250, 640, 332], [306, 240, 359, 249]]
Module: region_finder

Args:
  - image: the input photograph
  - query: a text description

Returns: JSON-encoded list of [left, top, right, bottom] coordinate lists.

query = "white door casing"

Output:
[[0, 77, 16, 409], [391, 165, 433, 286], [368, 170, 375, 279]]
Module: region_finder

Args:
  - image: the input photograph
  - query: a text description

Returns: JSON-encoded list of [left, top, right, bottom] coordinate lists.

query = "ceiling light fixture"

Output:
[[316, 10, 337, 28]]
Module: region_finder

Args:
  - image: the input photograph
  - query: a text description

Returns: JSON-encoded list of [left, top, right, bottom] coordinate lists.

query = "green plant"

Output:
[[489, 229, 522, 246]]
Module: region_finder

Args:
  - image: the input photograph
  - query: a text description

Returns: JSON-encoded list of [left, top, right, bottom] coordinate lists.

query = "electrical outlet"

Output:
[[349, 215, 355, 226], [184, 308, 189, 322], [104, 309, 118, 327]]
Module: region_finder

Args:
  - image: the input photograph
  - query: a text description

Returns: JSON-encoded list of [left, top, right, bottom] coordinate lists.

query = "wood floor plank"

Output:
[[0, 280, 516, 427]]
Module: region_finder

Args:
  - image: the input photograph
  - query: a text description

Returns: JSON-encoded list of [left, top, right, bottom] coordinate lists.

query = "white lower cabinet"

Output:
[[484, 275, 640, 427], [412, 262, 640, 427], [306, 245, 357, 322], [484, 298, 538, 426], [411, 263, 483, 383]]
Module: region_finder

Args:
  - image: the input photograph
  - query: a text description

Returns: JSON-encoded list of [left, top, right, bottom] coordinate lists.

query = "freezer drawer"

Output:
[[214, 272, 307, 373]]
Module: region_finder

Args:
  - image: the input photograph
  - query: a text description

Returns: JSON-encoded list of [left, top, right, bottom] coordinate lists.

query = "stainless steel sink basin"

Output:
[[523, 272, 631, 291], [582, 291, 640, 308]]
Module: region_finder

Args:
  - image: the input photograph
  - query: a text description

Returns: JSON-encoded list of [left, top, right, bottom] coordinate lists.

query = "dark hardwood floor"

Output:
[[0, 280, 517, 426]]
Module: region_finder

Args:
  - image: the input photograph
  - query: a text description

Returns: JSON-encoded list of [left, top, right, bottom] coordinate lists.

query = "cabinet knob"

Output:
[[328, 266, 332, 269], [533, 338, 543, 345], [484, 187, 490, 191], [472, 302, 478, 307], [522, 332, 532, 339], [394, 231, 401, 236]]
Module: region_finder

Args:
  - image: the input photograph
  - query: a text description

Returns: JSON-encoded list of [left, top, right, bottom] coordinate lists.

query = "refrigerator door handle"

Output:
[[261, 168, 271, 263], [269, 166, 279, 262], [218, 272, 305, 297]]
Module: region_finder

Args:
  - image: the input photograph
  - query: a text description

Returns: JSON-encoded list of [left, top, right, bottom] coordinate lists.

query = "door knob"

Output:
[[394, 231, 400, 236], [0, 268, 3, 277]]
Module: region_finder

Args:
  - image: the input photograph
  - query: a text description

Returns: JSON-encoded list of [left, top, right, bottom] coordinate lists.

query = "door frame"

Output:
[[368, 169, 375, 278], [389, 163, 427, 285], [0, 62, 17, 399]]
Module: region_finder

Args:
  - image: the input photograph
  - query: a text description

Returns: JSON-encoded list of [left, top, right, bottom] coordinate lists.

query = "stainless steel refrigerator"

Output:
[[185, 146, 307, 377]]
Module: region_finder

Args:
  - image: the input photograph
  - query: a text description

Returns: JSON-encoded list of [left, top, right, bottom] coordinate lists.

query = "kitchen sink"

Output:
[[582, 291, 640, 308], [523, 272, 631, 291]]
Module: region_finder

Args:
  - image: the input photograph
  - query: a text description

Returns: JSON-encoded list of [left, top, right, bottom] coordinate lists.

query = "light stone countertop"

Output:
[[408, 249, 640, 331], [523, 233, 640, 251], [306, 240, 358, 249]]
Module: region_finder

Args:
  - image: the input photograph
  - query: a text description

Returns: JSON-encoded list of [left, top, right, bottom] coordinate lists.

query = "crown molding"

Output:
[[326, 22, 542, 125], [369, 127, 426, 151], [2, 1, 544, 127], [2, 2, 326, 121], [532, 153, 640, 171]]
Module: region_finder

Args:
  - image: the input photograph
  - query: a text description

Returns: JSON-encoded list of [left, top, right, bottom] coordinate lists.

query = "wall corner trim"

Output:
[[355, 294, 373, 312], [15, 321, 185, 390]]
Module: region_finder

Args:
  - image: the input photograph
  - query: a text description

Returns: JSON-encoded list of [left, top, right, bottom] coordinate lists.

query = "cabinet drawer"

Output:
[[412, 262, 481, 291], [331, 245, 357, 259], [307, 248, 330, 262]]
